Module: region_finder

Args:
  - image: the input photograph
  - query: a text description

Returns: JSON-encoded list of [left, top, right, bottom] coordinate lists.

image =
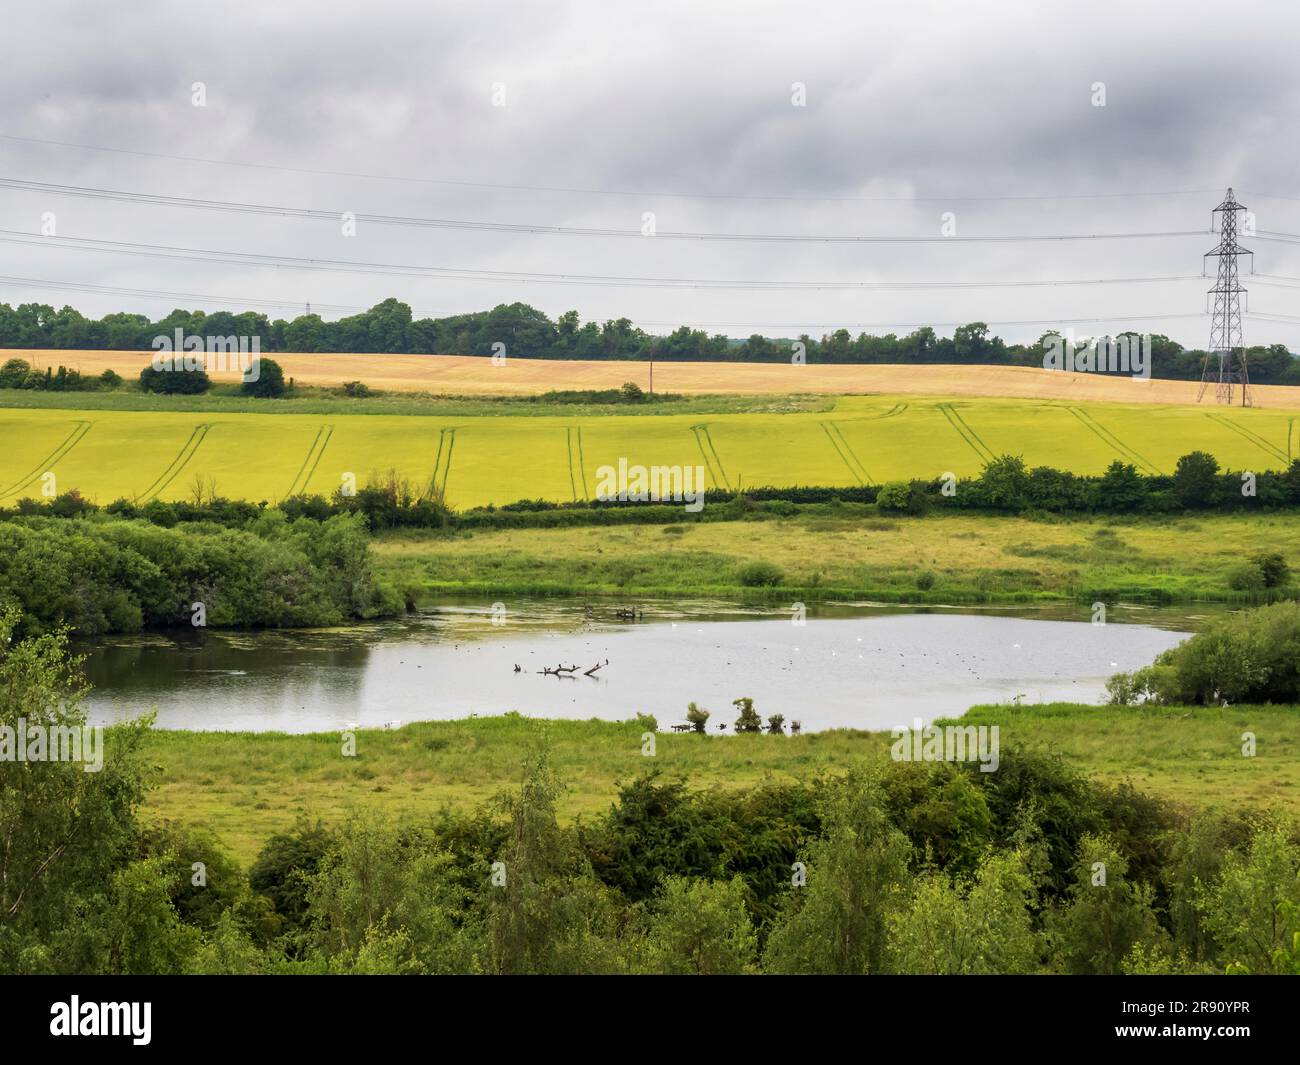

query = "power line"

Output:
[[0, 132, 1229, 206], [0, 229, 1209, 291], [0, 275, 365, 314], [0, 177, 1214, 245]]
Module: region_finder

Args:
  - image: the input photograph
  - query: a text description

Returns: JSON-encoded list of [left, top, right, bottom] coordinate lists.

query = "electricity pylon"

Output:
[[1197, 188, 1252, 406]]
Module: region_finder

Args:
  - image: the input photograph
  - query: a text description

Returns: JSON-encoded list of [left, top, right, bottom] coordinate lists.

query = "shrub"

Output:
[[876, 481, 913, 512], [733, 697, 761, 733], [1252, 551, 1290, 589], [1225, 551, 1292, 594], [341, 380, 372, 398], [915, 570, 937, 591], [1106, 601, 1300, 705], [976, 455, 1032, 510], [736, 561, 784, 587], [1173, 451, 1220, 508], [1228, 563, 1266, 592], [242, 357, 287, 397], [0, 357, 30, 388], [139, 364, 211, 394]]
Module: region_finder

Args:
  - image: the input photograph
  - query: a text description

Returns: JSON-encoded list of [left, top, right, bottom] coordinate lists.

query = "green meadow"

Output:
[[2, 394, 1298, 508], [143, 703, 1300, 864], [374, 510, 1300, 604]]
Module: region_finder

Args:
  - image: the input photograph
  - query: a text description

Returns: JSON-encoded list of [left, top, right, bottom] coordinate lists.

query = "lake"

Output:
[[75, 600, 1195, 733]]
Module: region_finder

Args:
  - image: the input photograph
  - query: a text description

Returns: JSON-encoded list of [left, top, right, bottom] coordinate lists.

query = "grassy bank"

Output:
[[145, 703, 1300, 863], [375, 510, 1300, 605], [0, 386, 833, 418]]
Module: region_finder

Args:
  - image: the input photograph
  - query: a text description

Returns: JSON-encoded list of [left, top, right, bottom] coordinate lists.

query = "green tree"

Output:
[[1173, 450, 1221, 508], [1198, 819, 1300, 975], [640, 877, 758, 974], [242, 356, 287, 397], [732, 697, 761, 733], [976, 455, 1031, 510], [686, 702, 710, 734], [764, 767, 912, 974], [0, 604, 157, 974], [1046, 834, 1166, 974], [1093, 460, 1146, 511], [887, 851, 1040, 974], [488, 746, 622, 974]]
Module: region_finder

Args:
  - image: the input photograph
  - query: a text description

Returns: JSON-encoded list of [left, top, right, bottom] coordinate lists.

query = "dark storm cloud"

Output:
[[0, 0, 1296, 345]]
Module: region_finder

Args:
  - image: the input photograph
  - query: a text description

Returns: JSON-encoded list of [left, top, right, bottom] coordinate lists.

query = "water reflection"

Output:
[[76, 600, 1193, 734]]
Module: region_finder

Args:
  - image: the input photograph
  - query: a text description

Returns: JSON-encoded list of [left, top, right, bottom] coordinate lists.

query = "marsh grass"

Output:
[[143, 703, 1300, 863]]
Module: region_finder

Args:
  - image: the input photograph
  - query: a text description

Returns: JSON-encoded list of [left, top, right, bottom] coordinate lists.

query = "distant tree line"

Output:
[[2, 298, 1297, 383]]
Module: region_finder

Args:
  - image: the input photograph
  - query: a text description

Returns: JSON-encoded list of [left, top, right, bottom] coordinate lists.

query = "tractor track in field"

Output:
[[1066, 407, 1161, 475], [819, 422, 872, 485], [0, 420, 93, 499], [136, 423, 212, 503], [426, 427, 457, 499], [285, 424, 334, 498], [690, 423, 732, 491], [1205, 413, 1289, 465], [564, 426, 589, 501], [937, 403, 996, 464]]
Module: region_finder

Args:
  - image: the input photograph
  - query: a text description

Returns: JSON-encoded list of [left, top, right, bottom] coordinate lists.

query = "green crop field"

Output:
[[2, 394, 1298, 508]]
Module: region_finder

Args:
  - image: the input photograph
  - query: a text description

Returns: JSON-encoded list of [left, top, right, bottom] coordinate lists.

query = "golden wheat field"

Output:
[[20, 348, 1300, 407]]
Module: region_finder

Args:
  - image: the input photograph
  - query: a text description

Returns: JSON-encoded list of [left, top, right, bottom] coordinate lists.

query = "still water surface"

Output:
[[76, 600, 1195, 734]]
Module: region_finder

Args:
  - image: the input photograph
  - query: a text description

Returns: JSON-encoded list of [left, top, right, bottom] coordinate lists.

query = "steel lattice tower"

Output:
[[1197, 188, 1252, 406]]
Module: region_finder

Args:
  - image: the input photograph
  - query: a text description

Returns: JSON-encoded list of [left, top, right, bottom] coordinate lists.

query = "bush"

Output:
[[242, 357, 287, 397], [976, 455, 1032, 510], [1173, 451, 1220, 508], [98, 368, 124, 388], [915, 570, 937, 591], [876, 481, 913, 513], [139, 364, 211, 394], [1228, 553, 1290, 593], [1228, 563, 1266, 592], [732, 697, 761, 733], [736, 561, 784, 587], [0, 357, 30, 388], [685, 702, 710, 733], [1106, 601, 1300, 705], [1252, 552, 1290, 589], [341, 380, 372, 398]]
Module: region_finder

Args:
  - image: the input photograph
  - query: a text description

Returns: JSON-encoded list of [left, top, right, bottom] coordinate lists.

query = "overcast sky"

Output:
[[1, 0, 1297, 347]]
